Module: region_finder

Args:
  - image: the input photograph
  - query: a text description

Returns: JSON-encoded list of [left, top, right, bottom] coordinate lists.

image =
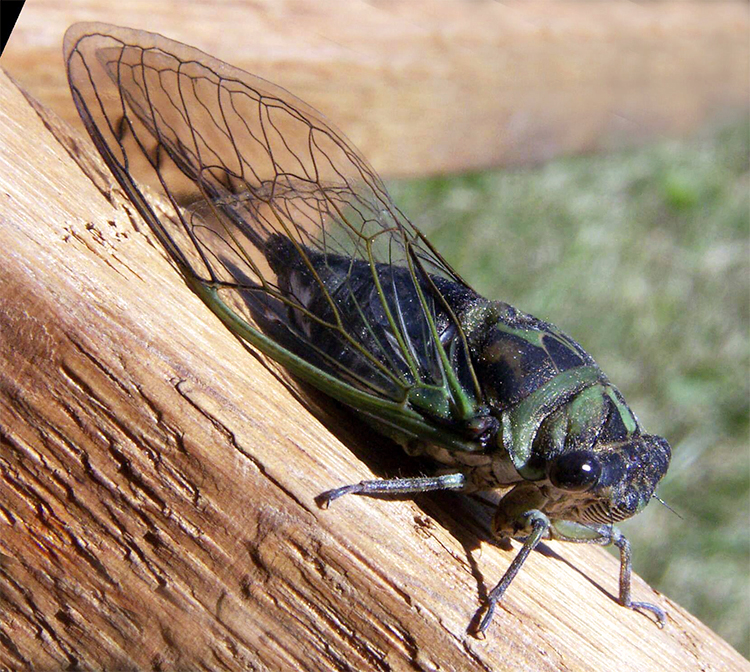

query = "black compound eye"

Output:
[[548, 451, 602, 492]]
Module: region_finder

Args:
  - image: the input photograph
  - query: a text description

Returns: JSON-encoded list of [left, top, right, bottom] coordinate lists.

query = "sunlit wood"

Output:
[[0, 66, 747, 672]]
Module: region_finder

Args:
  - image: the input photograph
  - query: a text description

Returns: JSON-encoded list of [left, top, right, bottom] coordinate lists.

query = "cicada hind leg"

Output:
[[315, 472, 467, 509]]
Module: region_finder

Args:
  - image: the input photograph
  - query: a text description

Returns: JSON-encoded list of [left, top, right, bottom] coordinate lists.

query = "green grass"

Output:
[[387, 119, 750, 657]]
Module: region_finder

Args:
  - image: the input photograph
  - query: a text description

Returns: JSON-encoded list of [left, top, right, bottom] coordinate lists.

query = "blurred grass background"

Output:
[[388, 119, 749, 657]]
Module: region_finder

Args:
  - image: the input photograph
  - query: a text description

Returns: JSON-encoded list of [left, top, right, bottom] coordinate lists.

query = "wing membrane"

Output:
[[64, 23, 479, 408]]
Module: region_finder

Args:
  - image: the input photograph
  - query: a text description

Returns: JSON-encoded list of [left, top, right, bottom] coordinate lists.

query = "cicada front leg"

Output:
[[550, 520, 667, 627], [472, 484, 551, 635]]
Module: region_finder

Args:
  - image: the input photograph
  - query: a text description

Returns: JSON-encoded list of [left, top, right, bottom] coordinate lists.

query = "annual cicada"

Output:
[[64, 23, 671, 634]]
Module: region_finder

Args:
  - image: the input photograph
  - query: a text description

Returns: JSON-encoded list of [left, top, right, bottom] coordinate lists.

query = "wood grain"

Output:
[[0, 66, 747, 671], [1, 0, 748, 177]]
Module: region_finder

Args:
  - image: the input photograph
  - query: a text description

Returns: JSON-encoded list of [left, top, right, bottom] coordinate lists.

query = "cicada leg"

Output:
[[611, 528, 667, 626], [477, 511, 549, 635], [550, 520, 667, 627], [473, 484, 551, 635], [316, 472, 467, 509]]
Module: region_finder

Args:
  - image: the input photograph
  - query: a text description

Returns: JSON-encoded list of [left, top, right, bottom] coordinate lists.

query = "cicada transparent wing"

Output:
[[64, 23, 487, 445]]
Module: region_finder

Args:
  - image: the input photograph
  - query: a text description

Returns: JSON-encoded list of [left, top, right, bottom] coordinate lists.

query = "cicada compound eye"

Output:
[[548, 451, 602, 492]]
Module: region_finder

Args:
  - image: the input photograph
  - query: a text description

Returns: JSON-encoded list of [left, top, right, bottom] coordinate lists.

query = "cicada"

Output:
[[64, 23, 671, 634]]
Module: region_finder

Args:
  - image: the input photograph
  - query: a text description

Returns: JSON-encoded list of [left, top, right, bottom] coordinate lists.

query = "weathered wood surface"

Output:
[[1, 0, 748, 178], [0, 66, 748, 672]]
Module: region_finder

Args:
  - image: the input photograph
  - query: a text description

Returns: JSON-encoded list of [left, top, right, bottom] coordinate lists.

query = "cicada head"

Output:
[[544, 433, 672, 525], [525, 383, 672, 525]]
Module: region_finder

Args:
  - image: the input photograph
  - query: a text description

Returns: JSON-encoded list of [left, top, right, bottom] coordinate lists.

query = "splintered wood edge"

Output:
[[0, 70, 746, 672]]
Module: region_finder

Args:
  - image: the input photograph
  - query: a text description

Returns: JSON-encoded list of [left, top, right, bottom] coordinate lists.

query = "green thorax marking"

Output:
[[501, 365, 604, 476]]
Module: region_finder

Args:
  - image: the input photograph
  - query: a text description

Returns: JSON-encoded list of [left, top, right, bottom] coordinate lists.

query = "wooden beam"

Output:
[[1, 0, 748, 177], [0, 67, 747, 671]]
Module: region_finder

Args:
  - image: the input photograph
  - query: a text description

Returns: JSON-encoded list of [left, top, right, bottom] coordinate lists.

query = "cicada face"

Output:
[[541, 432, 672, 526]]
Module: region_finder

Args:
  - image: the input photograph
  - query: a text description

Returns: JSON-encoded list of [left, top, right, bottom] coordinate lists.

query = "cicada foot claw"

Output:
[[471, 598, 499, 638], [315, 484, 365, 509], [629, 600, 667, 628]]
